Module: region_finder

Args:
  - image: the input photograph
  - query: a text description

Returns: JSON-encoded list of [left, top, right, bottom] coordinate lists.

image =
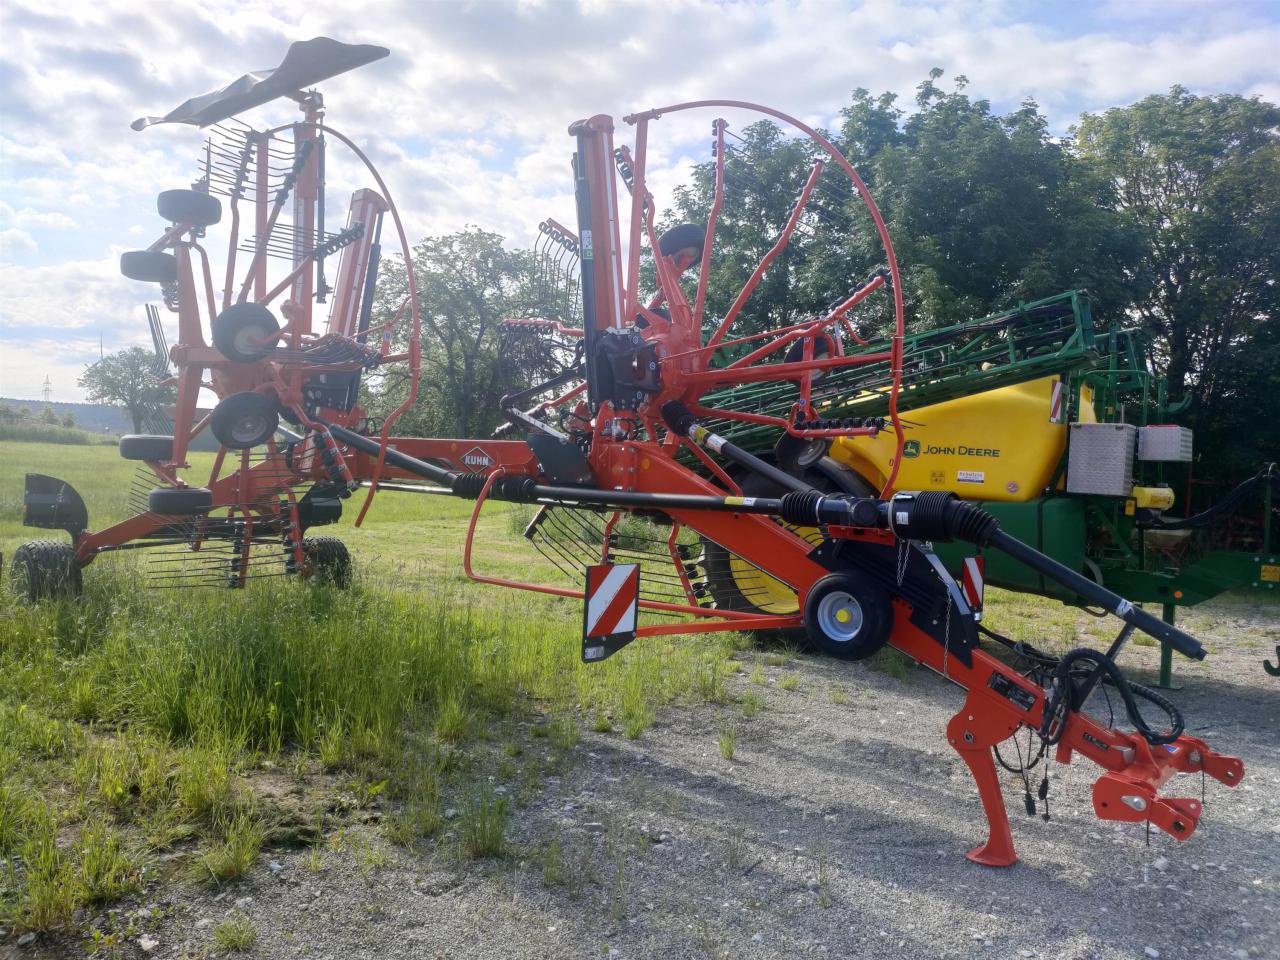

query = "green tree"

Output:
[[78, 347, 174, 433], [667, 71, 1136, 343], [38, 406, 59, 425], [1074, 87, 1280, 412], [60, 412, 76, 428], [370, 228, 569, 438]]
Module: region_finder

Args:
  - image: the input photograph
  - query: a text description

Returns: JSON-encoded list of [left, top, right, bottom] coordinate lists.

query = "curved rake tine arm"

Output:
[[236, 129, 314, 306], [222, 138, 255, 310], [694, 120, 727, 332], [235, 181, 295, 305], [708, 158, 823, 349], [190, 243, 221, 331], [623, 117, 649, 325]]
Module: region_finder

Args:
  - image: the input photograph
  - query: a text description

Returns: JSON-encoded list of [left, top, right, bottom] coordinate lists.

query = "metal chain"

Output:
[[941, 589, 953, 679], [896, 537, 909, 586]]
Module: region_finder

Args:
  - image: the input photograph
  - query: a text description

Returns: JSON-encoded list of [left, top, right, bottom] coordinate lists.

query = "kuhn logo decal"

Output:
[[461, 447, 494, 469]]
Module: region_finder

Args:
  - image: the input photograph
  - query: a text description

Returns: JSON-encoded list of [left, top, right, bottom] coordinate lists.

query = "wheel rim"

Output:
[[232, 324, 269, 357], [230, 413, 269, 445], [727, 555, 799, 614], [815, 590, 864, 644]]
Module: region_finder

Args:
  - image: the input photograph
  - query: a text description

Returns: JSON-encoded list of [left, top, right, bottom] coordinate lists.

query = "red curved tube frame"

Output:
[[624, 100, 906, 496]]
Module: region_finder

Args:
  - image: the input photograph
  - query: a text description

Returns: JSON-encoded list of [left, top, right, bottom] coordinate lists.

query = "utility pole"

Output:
[[42, 375, 52, 404]]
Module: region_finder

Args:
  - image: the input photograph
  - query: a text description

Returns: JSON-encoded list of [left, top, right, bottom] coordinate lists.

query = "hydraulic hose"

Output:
[[1041, 648, 1185, 746]]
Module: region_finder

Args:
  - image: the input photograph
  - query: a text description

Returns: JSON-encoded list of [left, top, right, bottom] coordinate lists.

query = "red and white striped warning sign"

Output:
[[582, 564, 640, 660], [961, 556, 985, 615], [1049, 379, 1065, 423]]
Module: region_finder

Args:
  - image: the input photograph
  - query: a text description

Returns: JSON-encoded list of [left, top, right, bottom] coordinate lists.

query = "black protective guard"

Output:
[[23, 473, 89, 538]]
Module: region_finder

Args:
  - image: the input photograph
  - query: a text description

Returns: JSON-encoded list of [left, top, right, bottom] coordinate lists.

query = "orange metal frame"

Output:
[[70, 92, 1243, 866]]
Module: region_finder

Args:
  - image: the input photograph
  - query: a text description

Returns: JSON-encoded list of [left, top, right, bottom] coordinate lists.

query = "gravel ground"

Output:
[[13, 595, 1278, 960]]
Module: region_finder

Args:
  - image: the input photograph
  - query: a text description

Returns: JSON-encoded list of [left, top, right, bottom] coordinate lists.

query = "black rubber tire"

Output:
[[119, 435, 174, 461], [120, 250, 178, 283], [147, 486, 214, 515], [157, 189, 222, 227], [302, 536, 352, 587], [9, 540, 82, 602], [658, 223, 706, 269], [802, 570, 893, 661], [634, 305, 671, 329], [212, 303, 281, 362], [210, 392, 279, 450], [774, 432, 829, 473]]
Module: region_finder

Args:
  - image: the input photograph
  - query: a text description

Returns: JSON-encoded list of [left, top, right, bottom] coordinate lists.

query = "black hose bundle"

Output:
[[1040, 648, 1185, 746]]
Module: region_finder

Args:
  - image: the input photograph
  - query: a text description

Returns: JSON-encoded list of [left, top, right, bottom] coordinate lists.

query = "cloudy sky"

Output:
[[1, 0, 1277, 403]]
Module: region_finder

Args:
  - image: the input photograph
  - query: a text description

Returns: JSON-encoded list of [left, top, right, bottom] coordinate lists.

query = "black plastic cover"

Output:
[[132, 37, 390, 130], [23, 473, 89, 537]]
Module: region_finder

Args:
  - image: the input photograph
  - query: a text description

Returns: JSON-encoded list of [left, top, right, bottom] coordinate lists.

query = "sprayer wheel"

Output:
[[302, 536, 352, 587], [210, 392, 279, 450], [119, 250, 178, 284], [9, 540, 82, 602], [157, 188, 222, 227]]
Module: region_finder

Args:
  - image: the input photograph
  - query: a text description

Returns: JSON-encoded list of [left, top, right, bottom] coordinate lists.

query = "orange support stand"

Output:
[[945, 689, 1022, 867]]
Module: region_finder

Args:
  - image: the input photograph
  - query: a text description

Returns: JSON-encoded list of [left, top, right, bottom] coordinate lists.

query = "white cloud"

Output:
[[0, 0, 1275, 399], [0, 228, 37, 256]]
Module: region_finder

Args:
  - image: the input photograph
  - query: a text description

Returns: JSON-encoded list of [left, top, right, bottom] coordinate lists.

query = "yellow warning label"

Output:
[[1261, 564, 1280, 583]]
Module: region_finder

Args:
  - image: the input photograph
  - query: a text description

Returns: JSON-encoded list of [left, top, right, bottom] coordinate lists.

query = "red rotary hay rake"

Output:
[[15, 40, 1243, 867]]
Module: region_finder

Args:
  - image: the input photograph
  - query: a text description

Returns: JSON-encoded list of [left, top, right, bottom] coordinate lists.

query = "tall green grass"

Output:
[[0, 551, 733, 932]]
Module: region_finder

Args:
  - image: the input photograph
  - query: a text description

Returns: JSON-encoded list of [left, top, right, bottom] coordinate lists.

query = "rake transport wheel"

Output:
[[147, 486, 214, 515], [802, 570, 893, 660], [210, 392, 279, 449], [157, 188, 222, 227], [119, 435, 174, 461], [302, 536, 352, 587], [212, 303, 282, 362], [119, 250, 178, 283], [658, 223, 706, 270], [9, 540, 83, 602]]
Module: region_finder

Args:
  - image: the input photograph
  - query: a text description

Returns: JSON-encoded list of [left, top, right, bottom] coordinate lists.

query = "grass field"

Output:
[[1, 439, 1273, 951], [0, 440, 740, 940]]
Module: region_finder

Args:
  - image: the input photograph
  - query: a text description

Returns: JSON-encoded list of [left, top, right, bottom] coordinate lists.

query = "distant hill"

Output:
[[0, 398, 133, 435]]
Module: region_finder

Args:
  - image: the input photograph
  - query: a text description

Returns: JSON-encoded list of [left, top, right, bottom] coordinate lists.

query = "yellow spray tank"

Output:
[[829, 376, 1096, 501]]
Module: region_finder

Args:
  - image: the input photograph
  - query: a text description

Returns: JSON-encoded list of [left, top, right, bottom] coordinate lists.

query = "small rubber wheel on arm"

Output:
[[212, 303, 281, 362], [9, 540, 82, 602], [802, 570, 893, 660], [302, 536, 352, 587], [210, 392, 279, 450], [120, 250, 178, 283], [774, 432, 829, 474], [119, 435, 174, 461], [157, 189, 222, 227], [658, 223, 706, 271], [147, 486, 214, 515]]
